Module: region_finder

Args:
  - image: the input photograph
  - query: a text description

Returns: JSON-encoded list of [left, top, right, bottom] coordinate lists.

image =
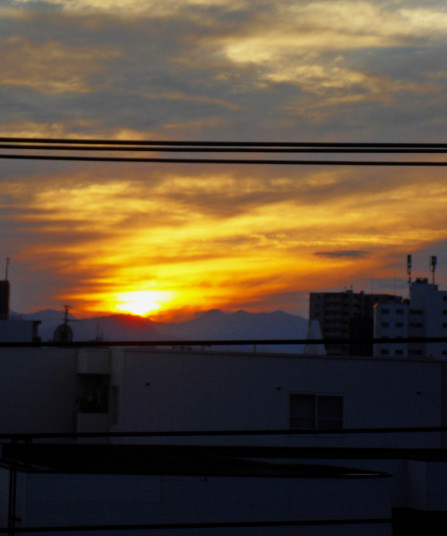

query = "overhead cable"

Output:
[[1, 137, 447, 165]]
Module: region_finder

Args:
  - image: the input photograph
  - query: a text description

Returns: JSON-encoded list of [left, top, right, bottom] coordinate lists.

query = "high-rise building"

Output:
[[0, 280, 9, 320], [374, 277, 447, 359], [309, 289, 403, 356]]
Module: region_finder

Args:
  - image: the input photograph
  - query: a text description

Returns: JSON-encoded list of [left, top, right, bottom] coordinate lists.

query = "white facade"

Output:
[[1, 345, 447, 526], [374, 278, 447, 358], [373, 302, 409, 358], [0, 347, 446, 450], [109, 348, 446, 449]]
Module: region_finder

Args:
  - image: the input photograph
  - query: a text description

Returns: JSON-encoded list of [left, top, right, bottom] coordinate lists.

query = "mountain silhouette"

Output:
[[21, 309, 308, 353]]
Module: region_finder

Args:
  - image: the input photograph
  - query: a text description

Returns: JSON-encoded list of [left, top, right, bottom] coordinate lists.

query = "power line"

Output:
[[1, 138, 447, 165], [0, 424, 446, 440], [0, 517, 392, 533], [0, 335, 444, 348], [2, 137, 447, 148], [2, 143, 447, 153], [2, 154, 447, 165]]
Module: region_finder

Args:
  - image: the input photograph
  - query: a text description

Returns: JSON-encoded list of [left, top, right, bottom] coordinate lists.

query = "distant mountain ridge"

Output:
[[20, 309, 308, 353]]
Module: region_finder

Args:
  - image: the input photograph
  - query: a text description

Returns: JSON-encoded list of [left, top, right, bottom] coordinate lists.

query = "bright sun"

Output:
[[113, 290, 173, 317]]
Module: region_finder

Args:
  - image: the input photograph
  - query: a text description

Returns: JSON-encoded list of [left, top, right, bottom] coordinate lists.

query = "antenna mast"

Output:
[[430, 256, 437, 285], [4, 258, 9, 281], [407, 254, 412, 292]]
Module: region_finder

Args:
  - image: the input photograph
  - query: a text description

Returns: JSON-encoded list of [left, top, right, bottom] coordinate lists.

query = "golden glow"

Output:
[[7, 164, 447, 319], [4, 2, 447, 320], [112, 290, 175, 317]]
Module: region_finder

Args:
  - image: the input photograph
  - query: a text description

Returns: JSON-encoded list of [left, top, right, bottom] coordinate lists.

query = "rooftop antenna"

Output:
[[4, 258, 9, 281], [407, 254, 412, 291], [63, 304, 71, 325], [430, 256, 437, 285]]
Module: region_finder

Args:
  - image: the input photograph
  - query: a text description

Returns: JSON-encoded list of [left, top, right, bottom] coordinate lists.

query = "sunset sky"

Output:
[[2, 0, 447, 319]]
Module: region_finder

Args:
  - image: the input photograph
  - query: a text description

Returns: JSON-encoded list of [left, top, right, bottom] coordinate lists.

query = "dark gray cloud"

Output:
[[3, 1, 447, 314], [314, 250, 370, 258]]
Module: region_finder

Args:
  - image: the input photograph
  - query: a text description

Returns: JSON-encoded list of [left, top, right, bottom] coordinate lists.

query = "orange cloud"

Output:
[[3, 161, 447, 319]]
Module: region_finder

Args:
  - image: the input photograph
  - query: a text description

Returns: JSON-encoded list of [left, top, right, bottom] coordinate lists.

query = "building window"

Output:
[[381, 308, 389, 314], [395, 349, 404, 356], [409, 322, 423, 328], [380, 349, 389, 355], [289, 394, 343, 430], [381, 322, 389, 328], [396, 309, 404, 315], [77, 374, 109, 413], [396, 322, 404, 328]]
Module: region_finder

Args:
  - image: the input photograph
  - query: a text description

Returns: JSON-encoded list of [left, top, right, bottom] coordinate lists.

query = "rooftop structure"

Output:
[[374, 277, 447, 359], [309, 289, 403, 356]]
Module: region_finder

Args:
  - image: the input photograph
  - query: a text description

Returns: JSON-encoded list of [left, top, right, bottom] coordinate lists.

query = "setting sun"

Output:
[[112, 290, 174, 317]]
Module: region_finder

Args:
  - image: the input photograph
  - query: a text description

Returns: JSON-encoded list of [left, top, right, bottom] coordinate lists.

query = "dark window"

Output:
[[381, 308, 389, 314], [380, 349, 389, 355], [381, 322, 389, 328], [410, 322, 423, 328], [290, 394, 343, 430], [77, 374, 109, 413], [396, 309, 404, 315], [396, 322, 404, 328], [395, 349, 404, 356]]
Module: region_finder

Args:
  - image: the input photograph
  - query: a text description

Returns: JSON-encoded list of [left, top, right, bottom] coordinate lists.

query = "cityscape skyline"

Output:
[[2, 1, 447, 320]]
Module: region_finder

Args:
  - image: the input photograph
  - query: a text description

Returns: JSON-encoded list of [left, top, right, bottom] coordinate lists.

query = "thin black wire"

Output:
[[2, 137, 446, 163], [3, 143, 447, 153], [0, 517, 392, 533], [0, 335, 444, 348], [1, 424, 447, 440], [1, 154, 447, 165], [2, 137, 447, 148]]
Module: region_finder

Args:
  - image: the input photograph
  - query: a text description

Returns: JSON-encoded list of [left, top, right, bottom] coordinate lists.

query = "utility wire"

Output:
[[2, 143, 447, 153], [0, 518, 392, 533], [0, 335, 444, 348], [1, 154, 447, 165], [2, 137, 447, 148], [2, 137, 447, 164], [0, 425, 446, 440]]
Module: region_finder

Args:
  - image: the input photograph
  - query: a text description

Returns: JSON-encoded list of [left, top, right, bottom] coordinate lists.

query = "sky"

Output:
[[2, 0, 447, 320]]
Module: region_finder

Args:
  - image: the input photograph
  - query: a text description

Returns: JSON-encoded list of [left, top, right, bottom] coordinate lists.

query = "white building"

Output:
[[374, 278, 447, 358], [0, 346, 445, 449], [0, 345, 447, 533]]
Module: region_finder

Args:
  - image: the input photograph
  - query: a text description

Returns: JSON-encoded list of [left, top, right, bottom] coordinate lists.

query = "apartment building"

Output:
[[374, 278, 447, 359], [309, 289, 403, 356]]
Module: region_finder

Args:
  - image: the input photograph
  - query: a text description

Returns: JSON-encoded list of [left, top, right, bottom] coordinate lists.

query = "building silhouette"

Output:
[[309, 289, 403, 356]]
